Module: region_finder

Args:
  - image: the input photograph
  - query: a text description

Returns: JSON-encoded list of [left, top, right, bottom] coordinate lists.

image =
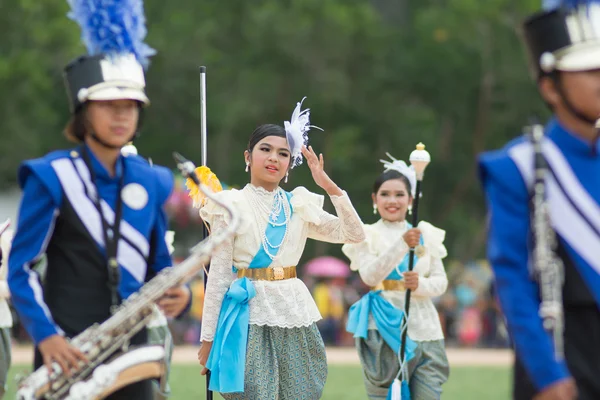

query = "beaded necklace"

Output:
[[244, 185, 291, 261]]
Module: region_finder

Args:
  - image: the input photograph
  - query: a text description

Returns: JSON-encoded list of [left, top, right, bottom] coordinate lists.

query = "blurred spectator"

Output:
[[458, 306, 482, 347], [4, 255, 512, 349], [480, 283, 509, 348], [313, 278, 346, 345], [184, 277, 205, 344], [437, 292, 458, 344]]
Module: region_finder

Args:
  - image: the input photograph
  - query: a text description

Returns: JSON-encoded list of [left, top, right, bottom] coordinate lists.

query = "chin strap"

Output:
[[90, 131, 138, 150], [552, 74, 600, 156], [553, 74, 597, 126], [592, 125, 600, 157]]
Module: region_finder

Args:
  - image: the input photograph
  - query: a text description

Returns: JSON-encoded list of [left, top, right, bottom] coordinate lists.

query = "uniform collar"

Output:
[[82, 143, 124, 181], [548, 118, 600, 157]]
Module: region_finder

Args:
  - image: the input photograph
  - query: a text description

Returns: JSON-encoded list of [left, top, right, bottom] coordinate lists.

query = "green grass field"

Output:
[[5, 364, 510, 399]]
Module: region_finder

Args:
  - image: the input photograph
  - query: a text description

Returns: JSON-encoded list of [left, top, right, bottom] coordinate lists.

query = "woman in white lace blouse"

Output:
[[196, 99, 365, 399], [343, 157, 449, 400]]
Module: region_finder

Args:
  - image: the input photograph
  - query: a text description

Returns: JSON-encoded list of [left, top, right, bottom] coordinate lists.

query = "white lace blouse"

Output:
[[342, 219, 448, 341], [199, 184, 365, 342], [0, 229, 13, 328]]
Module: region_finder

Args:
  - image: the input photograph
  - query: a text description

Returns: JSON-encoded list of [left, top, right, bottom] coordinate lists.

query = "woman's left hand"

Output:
[[157, 285, 191, 317], [403, 271, 419, 291], [301, 146, 342, 196]]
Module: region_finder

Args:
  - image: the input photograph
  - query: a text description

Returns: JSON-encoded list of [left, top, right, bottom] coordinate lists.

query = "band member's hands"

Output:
[[403, 228, 421, 248], [198, 340, 213, 375], [533, 378, 577, 400], [301, 146, 343, 196], [403, 271, 419, 291], [157, 285, 191, 318], [38, 334, 88, 377]]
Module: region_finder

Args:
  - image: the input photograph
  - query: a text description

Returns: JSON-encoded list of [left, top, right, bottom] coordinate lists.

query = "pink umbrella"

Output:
[[303, 256, 350, 278]]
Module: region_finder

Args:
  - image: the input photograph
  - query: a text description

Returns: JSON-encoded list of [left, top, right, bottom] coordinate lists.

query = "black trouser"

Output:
[[513, 305, 600, 400], [34, 330, 152, 400]]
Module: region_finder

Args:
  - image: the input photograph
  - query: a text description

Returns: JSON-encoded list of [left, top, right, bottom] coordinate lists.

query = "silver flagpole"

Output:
[[200, 66, 208, 167], [199, 66, 213, 400]]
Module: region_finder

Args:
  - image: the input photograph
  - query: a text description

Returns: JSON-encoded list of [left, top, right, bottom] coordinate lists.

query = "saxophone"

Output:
[[529, 122, 565, 361], [16, 153, 235, 400]]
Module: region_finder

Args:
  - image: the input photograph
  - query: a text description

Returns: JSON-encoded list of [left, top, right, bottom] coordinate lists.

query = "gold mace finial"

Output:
[[416, 143, 425, 151]]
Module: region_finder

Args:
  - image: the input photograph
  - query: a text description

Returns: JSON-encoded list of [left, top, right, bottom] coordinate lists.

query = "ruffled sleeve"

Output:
[[289, 186, 324, 225], [291, 186, 365, 244], [342, 225, 378, 271], [342, 224, 409, 287], [199, 189, 249, 235], [0, 229, 13, 299], [413, 221, 448, 298], [418, 221, 448, 260]]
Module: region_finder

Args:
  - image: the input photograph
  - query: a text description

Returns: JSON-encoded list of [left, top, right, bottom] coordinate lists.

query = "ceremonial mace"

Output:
[[399, 143, 431, 379]]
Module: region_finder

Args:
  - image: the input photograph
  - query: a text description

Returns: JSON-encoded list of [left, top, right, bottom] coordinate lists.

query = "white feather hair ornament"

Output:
[[284, 97, 323, 168], [380, 153, 417, 197]]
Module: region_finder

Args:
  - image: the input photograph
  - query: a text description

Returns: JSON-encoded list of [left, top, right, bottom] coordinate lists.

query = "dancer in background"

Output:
[[344, 155, 449, 399]]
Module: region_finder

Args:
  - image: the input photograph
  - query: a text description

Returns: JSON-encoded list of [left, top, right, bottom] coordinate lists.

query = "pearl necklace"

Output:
[[244, 185, 291, 261]]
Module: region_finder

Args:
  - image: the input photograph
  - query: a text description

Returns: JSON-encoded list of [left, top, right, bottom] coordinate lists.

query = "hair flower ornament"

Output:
[[284, 97, 323, 168], [380, 152, 417, 197]]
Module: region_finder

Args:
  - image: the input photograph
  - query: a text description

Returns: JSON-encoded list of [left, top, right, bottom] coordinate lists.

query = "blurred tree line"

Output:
[[0, 0, 550, 263]]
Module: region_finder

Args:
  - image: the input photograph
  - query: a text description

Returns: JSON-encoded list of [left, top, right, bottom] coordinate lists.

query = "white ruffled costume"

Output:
[[0, 227, 13, 329], [200, 184, 365, 342], [342, 219, 448, 341], [198, 97, 364, 399]]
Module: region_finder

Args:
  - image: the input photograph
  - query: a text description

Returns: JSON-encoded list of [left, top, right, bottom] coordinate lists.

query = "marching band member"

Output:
[[121, 143, 175, 399], [7, 1, 189, 398], [479, 1, 600, 399]]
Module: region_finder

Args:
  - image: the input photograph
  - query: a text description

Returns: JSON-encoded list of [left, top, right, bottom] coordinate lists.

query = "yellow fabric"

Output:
[[186, 166, 223, 208], [190, 280, 205, 321], [313, 283, 344, 320]]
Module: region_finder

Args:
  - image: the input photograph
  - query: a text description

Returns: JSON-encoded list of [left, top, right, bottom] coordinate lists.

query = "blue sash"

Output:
[[207, 190, 293, 393], [346, 291, 416, 359], [347, 226, 422, 360], [206, 277, 256, 392]]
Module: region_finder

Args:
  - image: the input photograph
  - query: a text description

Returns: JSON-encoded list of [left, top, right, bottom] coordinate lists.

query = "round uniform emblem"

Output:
[[121, 183, 148, 210]]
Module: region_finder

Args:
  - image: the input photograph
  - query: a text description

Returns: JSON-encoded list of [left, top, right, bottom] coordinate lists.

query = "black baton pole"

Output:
[[399, 143, 430, 382]]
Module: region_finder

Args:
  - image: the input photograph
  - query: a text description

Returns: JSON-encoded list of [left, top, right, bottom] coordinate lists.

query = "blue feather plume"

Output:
[[543, 0, 600, 10], [542, 0, 562, 9], [67, 0, 156, 69]]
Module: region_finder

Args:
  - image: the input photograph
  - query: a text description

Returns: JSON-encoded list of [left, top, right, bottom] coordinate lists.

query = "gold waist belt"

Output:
[[237, 266, 297, 281], [372, 280, 405, 291]]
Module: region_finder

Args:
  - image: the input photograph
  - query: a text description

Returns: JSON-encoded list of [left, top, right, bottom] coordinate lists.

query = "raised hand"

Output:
[[301, 145, 342, 196]]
